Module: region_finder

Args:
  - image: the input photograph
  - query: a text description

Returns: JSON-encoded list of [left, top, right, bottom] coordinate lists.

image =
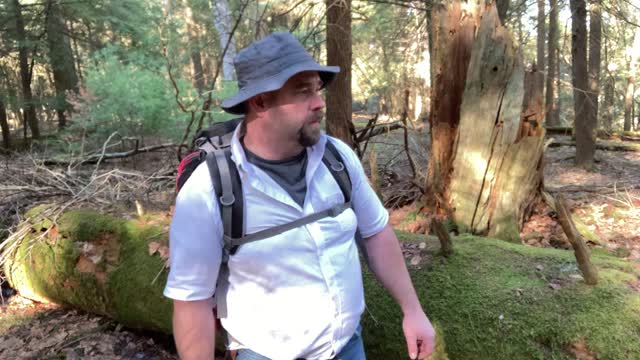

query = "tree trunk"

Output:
[[424, 2, 478, 216], [570, 0, 592, 168], [521, 67, 545, 139], [211, 0, 237, 81], [546, 0, 560, 126], [187, 6, 206, 94], [46, 0, 79, 130], [12, 0, 40, 139], [586, 0, 601, 143], [537, 0, 546, 102], [0, 98, 10, 149], [603, 72, 615, 132], [325, 0, 354, 147], [625, 75, 634, 131], [448, 5, 544, 242], [68, 20, 84, 86]]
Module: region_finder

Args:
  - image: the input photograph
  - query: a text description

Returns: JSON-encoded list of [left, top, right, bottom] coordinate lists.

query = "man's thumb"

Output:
[[406, 334, 418, 359]]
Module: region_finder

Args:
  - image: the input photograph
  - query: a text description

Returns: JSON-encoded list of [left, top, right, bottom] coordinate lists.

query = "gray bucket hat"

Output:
[[221, 32, 340, 115]]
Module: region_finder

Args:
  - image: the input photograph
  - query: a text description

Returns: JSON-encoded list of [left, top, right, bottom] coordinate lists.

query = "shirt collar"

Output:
[[229, 119, 328, 177]]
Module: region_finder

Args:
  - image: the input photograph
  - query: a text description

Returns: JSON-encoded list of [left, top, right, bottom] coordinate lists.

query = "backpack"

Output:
[[176, 117, 368, 263]]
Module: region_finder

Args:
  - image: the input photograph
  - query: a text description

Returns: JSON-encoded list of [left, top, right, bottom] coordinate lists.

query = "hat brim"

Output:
[[221, 63, 340, 115]]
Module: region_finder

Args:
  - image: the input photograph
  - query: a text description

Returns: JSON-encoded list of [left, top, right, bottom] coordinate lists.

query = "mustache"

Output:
[[309, 111, 324, 123]]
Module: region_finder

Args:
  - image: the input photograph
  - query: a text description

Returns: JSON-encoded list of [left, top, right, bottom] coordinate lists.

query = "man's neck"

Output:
[[243, 116, 305, 161]]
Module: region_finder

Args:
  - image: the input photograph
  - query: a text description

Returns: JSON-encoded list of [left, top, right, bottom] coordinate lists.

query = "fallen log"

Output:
[[554, 194, 598, 285], [547, 139, 640, 152], [3, 206, 173, 333], [43, 143, 176, 166]]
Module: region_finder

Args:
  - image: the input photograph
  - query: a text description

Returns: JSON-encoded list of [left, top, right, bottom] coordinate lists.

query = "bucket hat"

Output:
[[221, 32, 340, 114]]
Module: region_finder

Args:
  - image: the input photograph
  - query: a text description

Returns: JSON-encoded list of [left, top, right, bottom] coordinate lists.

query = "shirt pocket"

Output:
[[318, 192, 357, 233], [334, 207, 357, 233]]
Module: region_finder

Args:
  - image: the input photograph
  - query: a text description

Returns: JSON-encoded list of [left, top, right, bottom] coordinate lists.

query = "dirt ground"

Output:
[[2, 131, 640, 359]]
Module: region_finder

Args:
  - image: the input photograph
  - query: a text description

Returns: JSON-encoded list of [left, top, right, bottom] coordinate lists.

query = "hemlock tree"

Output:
[[545, 0, 560, 126], [586, 0, 601, 143], [11, 0, 40, 139], [570, 0, 593, 168], [45, 0, 79, 129], [325, 0, 354, 146]]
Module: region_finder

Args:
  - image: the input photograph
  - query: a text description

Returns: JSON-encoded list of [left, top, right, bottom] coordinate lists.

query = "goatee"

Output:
[[298, 114, 322, 147]]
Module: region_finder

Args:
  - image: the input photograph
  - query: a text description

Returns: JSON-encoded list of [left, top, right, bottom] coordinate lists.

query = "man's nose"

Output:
[[311, 92, 325, 111]]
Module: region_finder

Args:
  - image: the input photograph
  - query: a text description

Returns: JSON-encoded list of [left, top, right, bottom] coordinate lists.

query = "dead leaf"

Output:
[[419, 242, 426, 249], [410, 255, 421, 266], [158, 246, 170, 260], [549, 282, 562, 290], [536, 264, 545, 271], [148, 242, 160, 256], [565, 339, 597, 360]]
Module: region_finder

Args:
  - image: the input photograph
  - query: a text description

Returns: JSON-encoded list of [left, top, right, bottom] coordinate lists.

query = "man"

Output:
[[164, 32, 435, 360]]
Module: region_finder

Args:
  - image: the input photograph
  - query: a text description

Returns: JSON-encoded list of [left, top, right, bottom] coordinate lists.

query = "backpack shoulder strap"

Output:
[[322, 139, 352, 202], [205, 147, 243, 259], [322, 138, 371, 269]]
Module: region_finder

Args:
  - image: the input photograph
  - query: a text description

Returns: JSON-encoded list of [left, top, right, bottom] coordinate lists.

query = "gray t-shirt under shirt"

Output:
[[243, 145, 308, 207]]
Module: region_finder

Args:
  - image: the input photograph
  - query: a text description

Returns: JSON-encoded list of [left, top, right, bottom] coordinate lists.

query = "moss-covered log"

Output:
[[5, 208, 640, 359], [3, 206, 173, 333]]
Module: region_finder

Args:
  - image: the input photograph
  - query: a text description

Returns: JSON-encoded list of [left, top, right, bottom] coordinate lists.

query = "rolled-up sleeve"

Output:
[[329, 138, 389, 238], [163, 163, 223, 301]]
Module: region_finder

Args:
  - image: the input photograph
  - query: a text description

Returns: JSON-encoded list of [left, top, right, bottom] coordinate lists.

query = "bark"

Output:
[[187, 6, 206, 94], [546, 0, 560, 126], [586, 0, 601, 147], [625, 76, 634, 131], [68, 20, 84, 86], [12, 0, 40, 139], [325, 0, 354, 147], [0, 98, 10, 149], [570, 0, 592, 168], [432, 219, 453, 257], [520, 67, 545, 140], [424, 2, 478, 216], [448, 5, 544, 242], [46, 0, 79, 130], [602, 40, 614, 131], [537, 0, 546, 101], [211, 0, 237, 81]]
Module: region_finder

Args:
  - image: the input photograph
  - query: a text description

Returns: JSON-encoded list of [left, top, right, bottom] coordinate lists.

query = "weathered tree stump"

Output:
[[426, 4, 545, 243]]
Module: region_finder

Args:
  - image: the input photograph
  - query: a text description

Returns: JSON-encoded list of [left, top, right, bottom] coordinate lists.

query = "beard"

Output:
[[297, 112, 323, 147]]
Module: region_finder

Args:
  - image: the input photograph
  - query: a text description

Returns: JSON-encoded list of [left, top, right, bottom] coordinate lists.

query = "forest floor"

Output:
[[1, 130, 640, 359]]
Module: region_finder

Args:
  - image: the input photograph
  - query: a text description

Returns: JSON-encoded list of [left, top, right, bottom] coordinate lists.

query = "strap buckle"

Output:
[[331, 162, 345, 172], [220, 194, 235, 206]]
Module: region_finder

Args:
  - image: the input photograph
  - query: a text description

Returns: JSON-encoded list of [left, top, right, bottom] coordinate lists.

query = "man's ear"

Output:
[[247, 93, 271, 113]]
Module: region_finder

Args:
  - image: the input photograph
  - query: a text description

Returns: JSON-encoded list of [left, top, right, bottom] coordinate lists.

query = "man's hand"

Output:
[[402, 309, 436, 359]]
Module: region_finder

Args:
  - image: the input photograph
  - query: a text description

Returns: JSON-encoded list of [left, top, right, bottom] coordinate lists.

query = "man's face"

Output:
[[265, 71, 325, 147]]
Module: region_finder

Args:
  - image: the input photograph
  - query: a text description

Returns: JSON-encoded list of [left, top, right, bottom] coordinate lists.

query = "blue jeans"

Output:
[[235, 325, 366, 360]]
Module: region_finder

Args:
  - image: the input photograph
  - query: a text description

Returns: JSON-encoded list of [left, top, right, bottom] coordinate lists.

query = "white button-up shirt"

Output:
[[164, 124, 388, 360]]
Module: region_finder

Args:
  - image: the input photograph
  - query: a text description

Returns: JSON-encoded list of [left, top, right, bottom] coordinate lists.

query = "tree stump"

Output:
[[426, 4, 545, 243]]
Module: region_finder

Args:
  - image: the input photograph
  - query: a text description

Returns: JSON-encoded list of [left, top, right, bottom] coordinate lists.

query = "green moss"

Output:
[[362, 232, 640, 360], [7, 209, 640, 359], [4, 207, 172, 333]]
